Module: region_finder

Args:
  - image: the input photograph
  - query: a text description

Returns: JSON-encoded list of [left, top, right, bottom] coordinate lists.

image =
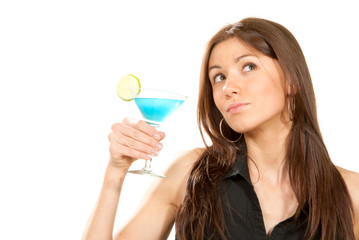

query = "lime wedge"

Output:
[[116, 74, 141, 101]]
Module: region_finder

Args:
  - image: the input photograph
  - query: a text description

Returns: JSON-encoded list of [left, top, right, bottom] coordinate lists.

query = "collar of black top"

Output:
[[224, 139, 251, 184]]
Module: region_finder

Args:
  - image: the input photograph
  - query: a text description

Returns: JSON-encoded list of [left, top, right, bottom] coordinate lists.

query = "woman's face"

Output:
[[208, 37, 289, 134]]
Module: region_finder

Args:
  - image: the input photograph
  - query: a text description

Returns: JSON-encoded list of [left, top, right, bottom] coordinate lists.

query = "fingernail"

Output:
[[153, 133, 161, 140], [151, 149, 159, 156], [155, 143, 162, 150], [126, 117, 139, 125]]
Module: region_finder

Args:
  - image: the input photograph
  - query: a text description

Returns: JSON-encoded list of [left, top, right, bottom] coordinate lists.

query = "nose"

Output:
[[222, 73, 240, 97]]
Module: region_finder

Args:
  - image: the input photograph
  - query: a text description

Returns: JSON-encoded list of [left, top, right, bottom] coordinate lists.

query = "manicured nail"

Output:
[[151, 149, 159, 156], [155, 143, 162, 150], [126, 117, 139, 125], [153, 133, 161, 140]]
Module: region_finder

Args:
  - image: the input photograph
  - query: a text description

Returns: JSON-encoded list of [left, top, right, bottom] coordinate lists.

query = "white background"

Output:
[[0, 0, 358, 239]]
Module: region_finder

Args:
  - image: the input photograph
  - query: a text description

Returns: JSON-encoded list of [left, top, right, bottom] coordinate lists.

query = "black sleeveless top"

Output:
[[215, 151, 312, 239], [176, 146, 319, 240]]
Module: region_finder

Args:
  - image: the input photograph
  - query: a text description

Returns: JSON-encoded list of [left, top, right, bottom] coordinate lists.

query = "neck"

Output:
[[244, 120, 292, 185]]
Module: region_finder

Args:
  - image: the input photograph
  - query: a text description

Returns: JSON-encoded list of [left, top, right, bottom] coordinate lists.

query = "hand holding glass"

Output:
[[128, 88, 187, 178]]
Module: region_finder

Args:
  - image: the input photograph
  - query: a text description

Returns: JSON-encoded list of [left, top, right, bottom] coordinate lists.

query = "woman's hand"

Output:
[[108, 117, 165, 171]]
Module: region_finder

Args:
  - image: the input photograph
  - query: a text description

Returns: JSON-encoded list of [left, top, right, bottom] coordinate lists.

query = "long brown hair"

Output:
[[176, 18, 354, 240]]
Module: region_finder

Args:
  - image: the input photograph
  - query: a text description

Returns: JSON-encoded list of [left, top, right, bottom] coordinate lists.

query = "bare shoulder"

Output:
[[165, 148, 205, 187], [336, 166, 359, 195], [114, 148, 205, 240], [166, 147, 205, 176], [164, 148, 206, 202], [144, 148, 206, 208], [142, 147, 205, 201], [336, 166, 359, 238]]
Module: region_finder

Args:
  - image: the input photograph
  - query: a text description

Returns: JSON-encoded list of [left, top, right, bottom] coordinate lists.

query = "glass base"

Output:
[[127, 167, 167, 178]]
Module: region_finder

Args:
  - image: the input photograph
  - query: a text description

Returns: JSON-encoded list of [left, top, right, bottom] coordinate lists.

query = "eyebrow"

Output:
[[208, 54, 254, 72]]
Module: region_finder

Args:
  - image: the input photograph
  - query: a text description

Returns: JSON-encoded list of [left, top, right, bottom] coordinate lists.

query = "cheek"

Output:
[[248, 79, 285, 112], [212, 91, 226, 113]]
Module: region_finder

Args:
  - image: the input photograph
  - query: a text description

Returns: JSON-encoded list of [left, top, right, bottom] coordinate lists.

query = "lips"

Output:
[[226, 102, 249, 113]]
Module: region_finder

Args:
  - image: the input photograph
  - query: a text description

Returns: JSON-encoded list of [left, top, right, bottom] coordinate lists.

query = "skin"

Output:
[[82, 38, 359, 239]]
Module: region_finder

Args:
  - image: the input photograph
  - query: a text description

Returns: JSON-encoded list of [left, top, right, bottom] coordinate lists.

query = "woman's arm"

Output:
[[348, 171, 359, 240], [82, 117, 202, 240], [82, 118, 166, 240], [337, 167, 359, 239], [82, 164, 127, 240]]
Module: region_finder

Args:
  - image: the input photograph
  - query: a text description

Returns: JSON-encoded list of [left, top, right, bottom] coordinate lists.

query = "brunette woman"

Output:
[[83, 18, 359, 240]]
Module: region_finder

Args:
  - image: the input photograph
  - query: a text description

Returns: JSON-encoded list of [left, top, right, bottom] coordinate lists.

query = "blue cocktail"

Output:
[[128, 88, 187, 177], [134, 98, 185, 126]]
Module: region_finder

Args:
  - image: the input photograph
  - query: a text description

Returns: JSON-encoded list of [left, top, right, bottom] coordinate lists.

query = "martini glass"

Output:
[[128, 88, 187, 178]]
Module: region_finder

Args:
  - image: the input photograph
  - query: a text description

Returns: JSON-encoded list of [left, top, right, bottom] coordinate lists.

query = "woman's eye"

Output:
[[214, 74, 226, 83], [243, 63, 256, 72]]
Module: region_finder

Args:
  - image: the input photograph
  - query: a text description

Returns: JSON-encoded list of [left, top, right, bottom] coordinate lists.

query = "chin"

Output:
[[229, 123, 256, 134], [229, 118, 267, 134]]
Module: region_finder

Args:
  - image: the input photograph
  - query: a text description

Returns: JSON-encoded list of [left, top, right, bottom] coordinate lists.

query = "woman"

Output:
[[82, 18, 359, 240]]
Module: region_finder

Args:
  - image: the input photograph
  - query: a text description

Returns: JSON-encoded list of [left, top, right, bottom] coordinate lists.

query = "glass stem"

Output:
[[144, 158, 152, 169], [149, 158, 152, 168], [144, 123, 159, 171]]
